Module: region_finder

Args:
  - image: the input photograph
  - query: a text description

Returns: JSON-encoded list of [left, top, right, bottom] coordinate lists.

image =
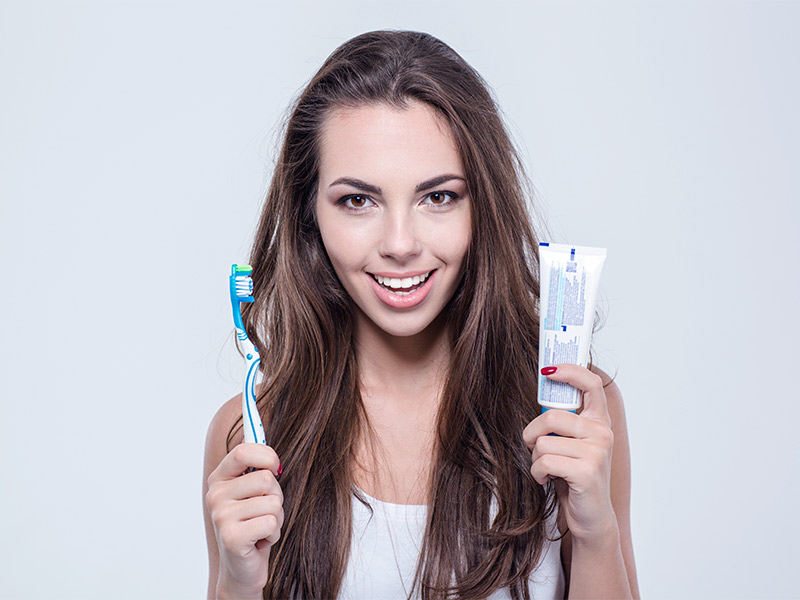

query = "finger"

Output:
[[241, 514, 283, 546], [540, 364, 609, 422], [223, 493, 284, 524], [529, 433, 591, 463], [211, 495, 279, 526], [523, 409, 569, 445], [524, 408, 599, 445], [208, 443, 282, 485], [530, 453, 586, 487], [224, 467, 284, 502]]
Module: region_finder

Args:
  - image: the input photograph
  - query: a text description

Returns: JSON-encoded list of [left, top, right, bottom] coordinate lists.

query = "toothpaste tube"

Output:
[[537, 243, 607, 412]]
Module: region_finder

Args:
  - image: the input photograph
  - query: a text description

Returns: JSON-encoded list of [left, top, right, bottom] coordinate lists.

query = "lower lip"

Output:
[[369, 271, 435, 309]]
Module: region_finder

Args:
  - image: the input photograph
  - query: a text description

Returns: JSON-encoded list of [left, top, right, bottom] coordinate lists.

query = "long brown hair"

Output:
[[230, 30, 556, 599]]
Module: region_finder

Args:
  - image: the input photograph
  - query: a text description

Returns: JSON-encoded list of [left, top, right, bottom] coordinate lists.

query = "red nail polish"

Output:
[[541, 366, 557, 375], [277, 463, 284, 478]]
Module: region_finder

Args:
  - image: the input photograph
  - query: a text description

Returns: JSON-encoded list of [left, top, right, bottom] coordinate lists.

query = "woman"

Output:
[[203, 30, 638, 600]]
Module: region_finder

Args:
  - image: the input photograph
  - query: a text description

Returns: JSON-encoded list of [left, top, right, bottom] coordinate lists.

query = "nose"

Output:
[[378, 207, 422, 262]]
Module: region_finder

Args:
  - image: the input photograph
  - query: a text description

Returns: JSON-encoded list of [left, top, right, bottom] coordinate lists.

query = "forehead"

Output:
[[317, 101, 463, 180]]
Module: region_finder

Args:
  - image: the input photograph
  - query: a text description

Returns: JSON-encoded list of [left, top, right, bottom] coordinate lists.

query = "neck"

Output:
[[354, 311, 451, 403], [351, 310, 450, 504]]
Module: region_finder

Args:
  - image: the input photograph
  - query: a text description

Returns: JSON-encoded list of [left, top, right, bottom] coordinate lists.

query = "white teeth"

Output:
[[374, 271, 431, 290]]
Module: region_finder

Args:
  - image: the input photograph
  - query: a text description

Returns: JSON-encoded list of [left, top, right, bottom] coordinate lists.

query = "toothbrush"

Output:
[[229, 264, 266, 445]]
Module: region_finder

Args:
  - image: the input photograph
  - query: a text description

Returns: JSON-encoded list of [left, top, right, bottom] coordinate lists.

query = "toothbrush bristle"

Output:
[[235, 275, 253, 297]]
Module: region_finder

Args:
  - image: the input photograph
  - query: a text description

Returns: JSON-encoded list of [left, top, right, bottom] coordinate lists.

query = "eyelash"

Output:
[[336, 191, 460, 211]]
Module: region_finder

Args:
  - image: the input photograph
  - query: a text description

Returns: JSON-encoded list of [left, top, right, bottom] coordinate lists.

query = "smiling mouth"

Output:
[[369, 270, 434, 296]]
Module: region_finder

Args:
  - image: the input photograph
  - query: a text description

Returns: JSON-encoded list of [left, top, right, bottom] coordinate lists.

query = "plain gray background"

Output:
[[1, 1, 798, 598]]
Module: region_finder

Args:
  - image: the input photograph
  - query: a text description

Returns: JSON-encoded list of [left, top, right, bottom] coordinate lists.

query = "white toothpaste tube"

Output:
[[538, 243, 607, 412]]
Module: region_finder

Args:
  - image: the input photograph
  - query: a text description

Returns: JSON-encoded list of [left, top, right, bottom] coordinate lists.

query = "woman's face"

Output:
[[315, 101, 472, 340]]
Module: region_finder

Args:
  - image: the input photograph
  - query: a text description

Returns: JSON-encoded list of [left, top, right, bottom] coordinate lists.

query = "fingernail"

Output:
[[277, 463, 284, 478], [541, 366, 557, 375]]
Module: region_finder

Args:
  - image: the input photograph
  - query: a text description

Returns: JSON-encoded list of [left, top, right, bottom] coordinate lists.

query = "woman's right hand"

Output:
[[205, 443, 284, 600]]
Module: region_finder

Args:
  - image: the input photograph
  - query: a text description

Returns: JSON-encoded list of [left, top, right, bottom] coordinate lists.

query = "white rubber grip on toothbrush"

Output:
[[237, 327, 266, 445]]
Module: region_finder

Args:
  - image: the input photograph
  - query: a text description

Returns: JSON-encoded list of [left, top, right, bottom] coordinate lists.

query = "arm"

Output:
[[523, 365, 639, 599], [203, 395, 283, 600], [203, 396, 240, 600], [560, 371, 640, 598]]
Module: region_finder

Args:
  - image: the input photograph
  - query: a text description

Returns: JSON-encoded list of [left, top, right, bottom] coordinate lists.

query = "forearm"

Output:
[[217, 586, 263, 600], [216, 573, 264, 600], [566, 525, 633, 600], [217, 592, 262, 600]]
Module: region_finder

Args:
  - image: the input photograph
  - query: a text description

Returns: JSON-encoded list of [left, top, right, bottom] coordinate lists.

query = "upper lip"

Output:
[[368, 269, 435, 278]]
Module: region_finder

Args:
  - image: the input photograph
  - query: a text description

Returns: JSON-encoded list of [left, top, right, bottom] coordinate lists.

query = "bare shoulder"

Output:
[[202, 396, 246, 600], [590, 365, 626, 428], [587, 365, 630, 485], [204, 394, 245, 479], [589, 365, 640, 596]]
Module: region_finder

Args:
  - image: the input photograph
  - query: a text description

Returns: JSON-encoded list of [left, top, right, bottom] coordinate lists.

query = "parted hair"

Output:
[[230, 30, 557, 600]]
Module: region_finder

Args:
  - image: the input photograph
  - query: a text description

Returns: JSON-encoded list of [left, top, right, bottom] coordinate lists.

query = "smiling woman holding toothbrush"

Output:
[[203, 30, 638, 600]]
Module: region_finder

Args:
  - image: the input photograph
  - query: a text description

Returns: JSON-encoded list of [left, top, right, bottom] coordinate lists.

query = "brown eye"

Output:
[[424, 191, 457, 206], [342, 195, 373, 209]]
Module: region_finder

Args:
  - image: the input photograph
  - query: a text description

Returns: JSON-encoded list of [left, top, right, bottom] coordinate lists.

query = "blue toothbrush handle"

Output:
[[237, 327, 266, 445]]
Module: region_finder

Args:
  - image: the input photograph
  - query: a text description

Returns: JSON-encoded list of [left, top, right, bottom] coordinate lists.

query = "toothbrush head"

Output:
[[230, 264, 255, 330]]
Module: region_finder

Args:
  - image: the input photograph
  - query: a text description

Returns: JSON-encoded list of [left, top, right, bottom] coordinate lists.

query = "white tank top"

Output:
[[339, 489, 565, 600]]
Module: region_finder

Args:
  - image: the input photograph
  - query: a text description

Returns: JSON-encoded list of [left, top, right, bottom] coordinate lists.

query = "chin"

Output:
[[358, 306, 447, 340], [381, 323, 432, 338]]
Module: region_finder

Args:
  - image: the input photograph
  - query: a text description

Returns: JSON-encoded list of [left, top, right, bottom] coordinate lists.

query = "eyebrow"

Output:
[[328, 174, 465, 195]]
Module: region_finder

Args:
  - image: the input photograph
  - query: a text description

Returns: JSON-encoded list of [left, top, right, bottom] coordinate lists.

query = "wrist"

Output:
[[566, 522, 632, 599], [570, 520, 621, 553], [216, 575, 264, 600], [217, 588, 262, 600]]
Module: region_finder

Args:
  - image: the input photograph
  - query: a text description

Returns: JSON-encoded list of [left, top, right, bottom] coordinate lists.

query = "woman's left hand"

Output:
[[523, 364, 618, 544]]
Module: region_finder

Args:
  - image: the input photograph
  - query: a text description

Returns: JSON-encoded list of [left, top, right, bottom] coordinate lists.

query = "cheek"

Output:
[[318, 220, 366, 275], [442, 216, 472, 264], [320, 236, 349, 275]]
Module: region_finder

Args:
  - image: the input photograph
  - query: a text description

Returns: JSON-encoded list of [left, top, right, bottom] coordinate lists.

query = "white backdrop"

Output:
[[1, 2, 798, 598]]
